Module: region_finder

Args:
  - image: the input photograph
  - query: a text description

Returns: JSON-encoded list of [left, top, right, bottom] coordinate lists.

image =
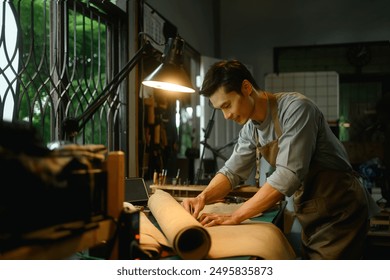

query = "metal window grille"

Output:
[[0, 0, 129, 152]]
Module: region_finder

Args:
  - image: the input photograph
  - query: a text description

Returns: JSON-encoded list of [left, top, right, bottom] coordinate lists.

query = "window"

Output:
[[0, 0, 128, 150]]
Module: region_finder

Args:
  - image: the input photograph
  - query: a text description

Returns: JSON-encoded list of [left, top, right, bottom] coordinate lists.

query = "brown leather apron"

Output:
[[256, 93, 369, 259]]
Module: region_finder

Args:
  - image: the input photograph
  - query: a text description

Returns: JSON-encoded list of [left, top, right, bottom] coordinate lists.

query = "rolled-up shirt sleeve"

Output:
[[267, 167, 301, 197]]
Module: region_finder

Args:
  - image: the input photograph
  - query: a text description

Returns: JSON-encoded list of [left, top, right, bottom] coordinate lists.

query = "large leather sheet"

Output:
[[134, 189, 296, 260]]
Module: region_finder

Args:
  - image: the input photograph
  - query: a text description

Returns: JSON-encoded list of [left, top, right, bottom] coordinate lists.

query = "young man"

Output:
[[182, 60, 379, 259]]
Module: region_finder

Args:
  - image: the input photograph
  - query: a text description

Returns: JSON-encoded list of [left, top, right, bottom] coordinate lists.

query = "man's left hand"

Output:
[[198, 213, 239, 227]]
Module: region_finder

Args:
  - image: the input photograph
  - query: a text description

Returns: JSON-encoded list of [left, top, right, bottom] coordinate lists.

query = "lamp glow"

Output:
[[142, 81, 195, 92]]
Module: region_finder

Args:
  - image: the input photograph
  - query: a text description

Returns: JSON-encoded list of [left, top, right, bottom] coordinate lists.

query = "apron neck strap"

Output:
[[266, 93, 282, 137]]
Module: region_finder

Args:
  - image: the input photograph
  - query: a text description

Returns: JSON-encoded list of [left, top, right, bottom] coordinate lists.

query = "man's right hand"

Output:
[[181, 195, 206, 219]]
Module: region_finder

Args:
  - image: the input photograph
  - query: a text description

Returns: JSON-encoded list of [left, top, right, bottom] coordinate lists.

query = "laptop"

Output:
[[124, 177, 150, 207]]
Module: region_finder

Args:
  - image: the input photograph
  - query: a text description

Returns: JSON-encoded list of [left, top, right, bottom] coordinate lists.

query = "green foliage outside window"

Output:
[[14, 1, 108, 144]]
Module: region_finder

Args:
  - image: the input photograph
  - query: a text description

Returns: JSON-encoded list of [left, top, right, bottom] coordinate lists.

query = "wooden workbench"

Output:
[[150, 184, 259, 201]]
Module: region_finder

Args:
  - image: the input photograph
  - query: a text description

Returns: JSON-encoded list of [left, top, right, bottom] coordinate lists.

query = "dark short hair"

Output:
[[199, 60, 259, 97]]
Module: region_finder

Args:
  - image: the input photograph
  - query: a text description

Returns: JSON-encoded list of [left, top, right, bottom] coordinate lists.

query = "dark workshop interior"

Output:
[[0, 0, 389, 261]]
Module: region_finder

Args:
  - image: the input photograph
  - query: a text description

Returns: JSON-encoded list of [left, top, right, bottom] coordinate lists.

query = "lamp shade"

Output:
[[142, 36, 195, 93]]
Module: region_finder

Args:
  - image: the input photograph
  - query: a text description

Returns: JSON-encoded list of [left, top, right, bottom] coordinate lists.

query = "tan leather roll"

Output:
[[148, 189, 211, 259]]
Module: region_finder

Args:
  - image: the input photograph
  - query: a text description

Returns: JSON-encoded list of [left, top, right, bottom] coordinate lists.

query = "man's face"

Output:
[[209, 82, 254, 125]]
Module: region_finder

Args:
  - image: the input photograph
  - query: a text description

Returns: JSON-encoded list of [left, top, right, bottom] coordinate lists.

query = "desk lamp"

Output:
[[61, 35, 195, 141], [142, 36, 195, 93]]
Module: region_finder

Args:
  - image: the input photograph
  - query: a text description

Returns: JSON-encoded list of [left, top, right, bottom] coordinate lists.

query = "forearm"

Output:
[[198, 173, 232, 204], [231, 182, 284, 223]]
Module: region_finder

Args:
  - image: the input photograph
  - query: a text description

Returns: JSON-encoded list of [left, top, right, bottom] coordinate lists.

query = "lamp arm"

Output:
[[62, 41, 155, 140], [202, 108, 216, 140], [194, 108, 216, 184]]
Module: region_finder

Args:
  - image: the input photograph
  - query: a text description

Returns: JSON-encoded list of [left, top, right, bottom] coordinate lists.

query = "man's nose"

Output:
[[222, 109, 232, 120]]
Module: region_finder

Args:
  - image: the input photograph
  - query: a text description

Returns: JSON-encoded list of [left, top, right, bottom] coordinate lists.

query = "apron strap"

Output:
[[254, 129, 261, 186], [253, 92, 282, 186], [267, 93, 282, 138]]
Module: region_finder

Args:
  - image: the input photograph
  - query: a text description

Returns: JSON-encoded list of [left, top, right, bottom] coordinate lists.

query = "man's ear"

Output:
[[241, 79, 253, 96]]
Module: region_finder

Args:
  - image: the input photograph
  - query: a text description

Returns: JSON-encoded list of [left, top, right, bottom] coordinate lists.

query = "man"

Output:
[[182, 60, 379, 259]]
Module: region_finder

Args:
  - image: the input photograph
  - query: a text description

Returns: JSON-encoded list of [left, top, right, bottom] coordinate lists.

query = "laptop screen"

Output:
[[124, 177, 150, 206]]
